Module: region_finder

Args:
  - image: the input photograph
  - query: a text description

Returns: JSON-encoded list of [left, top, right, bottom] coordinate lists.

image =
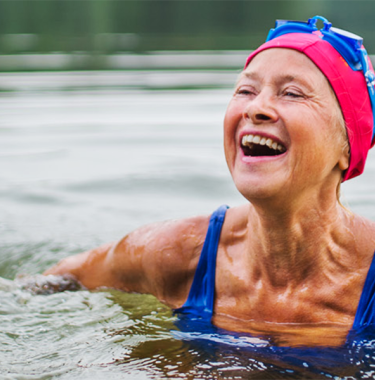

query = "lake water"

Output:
[[1, 68, 375, 379]]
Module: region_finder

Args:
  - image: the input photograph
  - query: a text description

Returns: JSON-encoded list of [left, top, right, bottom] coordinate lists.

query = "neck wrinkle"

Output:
[[246, 199, 346, 289]]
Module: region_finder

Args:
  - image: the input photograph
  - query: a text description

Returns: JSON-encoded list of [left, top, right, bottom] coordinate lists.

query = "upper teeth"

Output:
[[242, 134, 286, 153]]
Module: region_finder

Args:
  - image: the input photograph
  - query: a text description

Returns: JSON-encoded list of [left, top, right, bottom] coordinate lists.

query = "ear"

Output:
[[338, 146, 350, 171]]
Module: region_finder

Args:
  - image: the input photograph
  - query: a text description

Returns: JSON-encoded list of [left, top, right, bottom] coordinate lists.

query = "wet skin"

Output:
[[45, 49, 375, 346]]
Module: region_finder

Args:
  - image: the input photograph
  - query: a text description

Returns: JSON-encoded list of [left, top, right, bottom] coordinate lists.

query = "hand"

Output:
[[16, 274, 84, 295]]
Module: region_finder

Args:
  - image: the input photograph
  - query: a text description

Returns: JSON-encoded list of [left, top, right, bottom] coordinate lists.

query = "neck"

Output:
[[246, 191, 349, 288]]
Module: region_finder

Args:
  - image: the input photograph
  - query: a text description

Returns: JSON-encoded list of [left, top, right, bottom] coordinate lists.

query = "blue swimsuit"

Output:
[[174, 205, 375, 330]]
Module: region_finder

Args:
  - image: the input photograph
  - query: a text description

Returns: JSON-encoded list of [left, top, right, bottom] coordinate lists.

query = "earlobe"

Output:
[[338, 146, 350, 171]]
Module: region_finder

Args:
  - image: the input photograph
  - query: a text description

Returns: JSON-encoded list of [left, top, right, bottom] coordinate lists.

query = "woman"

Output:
[[45, 16, 375, 343]]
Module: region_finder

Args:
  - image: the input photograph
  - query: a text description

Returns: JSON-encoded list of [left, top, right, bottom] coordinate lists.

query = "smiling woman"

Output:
[[45, 16, 375, 347], [225, 48, 350, 204]]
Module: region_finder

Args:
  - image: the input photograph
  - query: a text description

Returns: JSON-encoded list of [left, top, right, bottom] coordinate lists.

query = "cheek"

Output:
[[224, 101, 237, 130], [223, 101, 243, 141], [289, 113, 341, 176], [288, 103, 333, 144], [223, 104, 241, 167]]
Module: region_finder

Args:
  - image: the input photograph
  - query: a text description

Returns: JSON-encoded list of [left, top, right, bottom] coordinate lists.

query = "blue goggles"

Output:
[[267, 15, 375, 140]]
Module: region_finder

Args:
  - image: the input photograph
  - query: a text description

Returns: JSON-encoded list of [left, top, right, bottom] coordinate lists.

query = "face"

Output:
[[224, 48, 349, 204]]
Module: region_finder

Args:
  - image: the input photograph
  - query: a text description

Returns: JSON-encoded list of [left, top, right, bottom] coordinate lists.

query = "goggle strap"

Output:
[[358, 50, 375, 141], [266, 22, 318, 42]]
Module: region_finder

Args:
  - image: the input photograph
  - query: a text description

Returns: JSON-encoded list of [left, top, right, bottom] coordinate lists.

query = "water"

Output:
[[1, 68, 375, 379]]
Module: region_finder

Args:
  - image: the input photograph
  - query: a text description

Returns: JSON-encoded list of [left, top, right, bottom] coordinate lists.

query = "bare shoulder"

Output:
[[343, 210, 375, 259], [113, 213, 210, 265], [220, 204, 250, 244], [356, 213, 375, 241], [109, 213, 211, 306]]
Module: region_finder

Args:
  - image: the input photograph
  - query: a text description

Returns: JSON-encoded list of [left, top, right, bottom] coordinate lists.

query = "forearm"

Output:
[[43, 243, 120, 290], [43, 215, 208, 300]]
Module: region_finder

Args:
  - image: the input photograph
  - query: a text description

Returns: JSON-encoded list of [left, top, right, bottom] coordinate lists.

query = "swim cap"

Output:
[[244, 32, 375, 182]]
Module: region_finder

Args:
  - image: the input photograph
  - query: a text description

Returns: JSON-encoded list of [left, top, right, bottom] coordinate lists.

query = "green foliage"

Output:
[[0, 0, 373, 53]]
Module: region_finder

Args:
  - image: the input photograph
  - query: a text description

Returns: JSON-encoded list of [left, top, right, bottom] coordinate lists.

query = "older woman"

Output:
[[45, 16, 375, 343]]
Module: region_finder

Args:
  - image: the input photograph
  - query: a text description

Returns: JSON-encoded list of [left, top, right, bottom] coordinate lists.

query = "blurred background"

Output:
[[0, 0, 374, 72], [1, 0, 375, 273]]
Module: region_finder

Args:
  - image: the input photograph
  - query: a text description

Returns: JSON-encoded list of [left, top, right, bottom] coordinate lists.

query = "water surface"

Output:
[[1, 69, 375, 379]]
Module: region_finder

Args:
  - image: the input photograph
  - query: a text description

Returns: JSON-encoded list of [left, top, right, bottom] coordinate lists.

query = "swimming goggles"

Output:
[[267, 15, 375, 140]]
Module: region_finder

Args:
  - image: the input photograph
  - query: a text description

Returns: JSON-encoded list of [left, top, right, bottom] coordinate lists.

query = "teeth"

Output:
[[253, 135, 261, 144], [242, 134, 286, 153], [277, 144, 286, 152]]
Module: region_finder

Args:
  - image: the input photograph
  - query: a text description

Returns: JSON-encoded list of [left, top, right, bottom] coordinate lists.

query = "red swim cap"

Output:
[[244, 33, 375, 182]]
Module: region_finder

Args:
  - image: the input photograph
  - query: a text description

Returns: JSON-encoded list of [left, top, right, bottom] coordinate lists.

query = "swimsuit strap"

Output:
[[174, 205, 229, 320], [353, 251, 375, 330]]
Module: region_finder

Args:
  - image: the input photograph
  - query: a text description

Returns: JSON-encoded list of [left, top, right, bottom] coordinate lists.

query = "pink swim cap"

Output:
[[244, 32, 375, 181]]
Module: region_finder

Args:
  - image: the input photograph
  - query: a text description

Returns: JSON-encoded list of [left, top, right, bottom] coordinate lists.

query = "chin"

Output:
[[233, 175, 285, 202]]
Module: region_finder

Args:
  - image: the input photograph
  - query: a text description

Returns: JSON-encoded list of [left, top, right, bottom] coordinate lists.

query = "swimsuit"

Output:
[[174, 204, 228, 320], [175, 205, 375, 330]]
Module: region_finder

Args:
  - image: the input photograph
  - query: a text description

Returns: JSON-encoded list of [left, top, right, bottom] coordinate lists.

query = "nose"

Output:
[[243, 90, 279, 124]]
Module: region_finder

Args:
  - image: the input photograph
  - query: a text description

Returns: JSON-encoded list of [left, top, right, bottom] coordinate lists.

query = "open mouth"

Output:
[[241, 134, 286, 157]]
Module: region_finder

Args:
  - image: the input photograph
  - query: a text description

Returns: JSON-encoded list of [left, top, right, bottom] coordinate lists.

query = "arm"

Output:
[[44, 215, 210, 307]]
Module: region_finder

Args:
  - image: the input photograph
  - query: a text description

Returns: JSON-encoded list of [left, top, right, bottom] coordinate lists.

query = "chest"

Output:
[[214, 251, 366, 326]]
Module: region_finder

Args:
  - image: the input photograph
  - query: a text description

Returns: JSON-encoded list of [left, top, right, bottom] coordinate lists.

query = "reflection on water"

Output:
[[0, 69, 375, 378], [2, 280, 375, 379]]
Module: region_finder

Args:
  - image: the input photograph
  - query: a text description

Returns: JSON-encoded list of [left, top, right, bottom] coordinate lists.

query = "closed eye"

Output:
[[238, 90, 253, 95], [235, 85, 257, 97], [284, 91, 302, 98]]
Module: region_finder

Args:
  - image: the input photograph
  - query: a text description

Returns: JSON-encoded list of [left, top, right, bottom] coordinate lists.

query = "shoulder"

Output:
[[341, 210, 375, 261], [353, 214, 375, 246], [115, 213, 211, 262], [109, 213, 211, 306], [220, 204, 250, 244]]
